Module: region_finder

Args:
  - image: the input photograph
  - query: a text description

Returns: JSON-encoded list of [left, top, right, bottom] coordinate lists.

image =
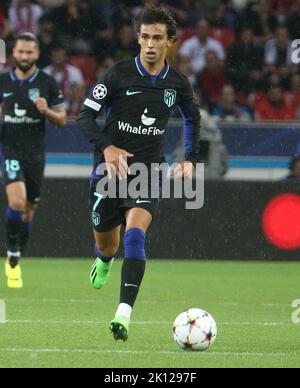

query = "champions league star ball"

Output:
[[93, 84, 107, 100], [172, 308, 217, 351]]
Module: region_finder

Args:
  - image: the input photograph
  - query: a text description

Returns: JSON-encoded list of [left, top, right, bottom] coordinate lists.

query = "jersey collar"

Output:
[[9, 67, 40, 83], [135, 55, 170, 79]]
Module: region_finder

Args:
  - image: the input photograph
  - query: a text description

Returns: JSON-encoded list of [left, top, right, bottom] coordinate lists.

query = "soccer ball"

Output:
[[172, 308, 217, 351], [93, 84, 107, 100]]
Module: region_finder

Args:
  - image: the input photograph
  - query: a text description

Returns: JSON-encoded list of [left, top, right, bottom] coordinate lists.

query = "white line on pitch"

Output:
[[2, 298, 291, 308], [0, 348, 295, 358]]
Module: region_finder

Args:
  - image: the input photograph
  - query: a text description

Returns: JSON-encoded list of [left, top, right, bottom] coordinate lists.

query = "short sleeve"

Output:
[[82, 67, 116, 114], [48, 77, 65, 109]]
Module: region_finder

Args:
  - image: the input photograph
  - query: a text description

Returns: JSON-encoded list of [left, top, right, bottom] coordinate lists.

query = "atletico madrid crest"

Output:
[[28, 88, 40, 103], [92, 211, 101, 226], [164, 89, 176, 108]]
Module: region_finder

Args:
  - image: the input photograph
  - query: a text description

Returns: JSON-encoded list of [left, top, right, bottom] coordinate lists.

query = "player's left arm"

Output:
[[175, 78, 201, 179], [38, 77, 67, 127], [35, 98, 67, 127]]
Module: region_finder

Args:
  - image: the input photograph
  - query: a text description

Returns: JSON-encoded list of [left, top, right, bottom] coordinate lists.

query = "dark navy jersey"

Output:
[[77, 55, 201, 167], [0, 68, 64, 158]]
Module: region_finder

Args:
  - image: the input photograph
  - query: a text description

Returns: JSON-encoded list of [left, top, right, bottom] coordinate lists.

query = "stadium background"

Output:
[[1, 0, 300, 260]]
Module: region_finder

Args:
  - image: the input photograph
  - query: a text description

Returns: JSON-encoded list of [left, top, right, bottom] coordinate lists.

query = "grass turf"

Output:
[[0, 259, 299, 368]]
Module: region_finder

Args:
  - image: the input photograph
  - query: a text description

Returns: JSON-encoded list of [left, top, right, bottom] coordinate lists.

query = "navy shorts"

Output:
[[89, 169, 162, 233], [1, 151, 45, 204]]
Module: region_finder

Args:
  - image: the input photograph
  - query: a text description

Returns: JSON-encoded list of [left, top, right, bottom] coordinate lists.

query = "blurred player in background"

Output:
[[0, 33, 67, 288], [77, 8, 201, 341], [286, 155, 300, 180]]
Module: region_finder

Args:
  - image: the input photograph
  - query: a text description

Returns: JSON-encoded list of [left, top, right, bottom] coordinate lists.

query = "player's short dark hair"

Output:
[[15, 33, 40, 49], [137, 7, 177, 38]]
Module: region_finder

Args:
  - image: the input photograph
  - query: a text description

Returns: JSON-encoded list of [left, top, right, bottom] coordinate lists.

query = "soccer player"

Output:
[[0, 33, 67, 288], [77, 8, 201, 341]]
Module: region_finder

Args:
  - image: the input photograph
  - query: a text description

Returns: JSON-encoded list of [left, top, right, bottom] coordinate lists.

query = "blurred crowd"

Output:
[[1, 0, 300, 121]]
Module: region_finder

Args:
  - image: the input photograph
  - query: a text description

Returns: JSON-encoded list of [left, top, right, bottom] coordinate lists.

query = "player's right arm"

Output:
[[76, 67, 133, 180]]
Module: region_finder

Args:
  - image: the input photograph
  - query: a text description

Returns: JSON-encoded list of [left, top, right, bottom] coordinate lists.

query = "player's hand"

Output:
[[103, 145, 134, 180], [35, 97, 49, 115], [173, 161, 194, 180]]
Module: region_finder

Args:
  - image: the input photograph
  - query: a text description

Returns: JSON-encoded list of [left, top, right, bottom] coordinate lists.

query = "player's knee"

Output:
[[8, 197, 26, 212], [96, 242, 119, 258], [124, 228, 146, 260]]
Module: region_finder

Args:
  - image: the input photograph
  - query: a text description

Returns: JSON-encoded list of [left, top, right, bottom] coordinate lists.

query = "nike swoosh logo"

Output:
[[126, 90, 142, 96], [136, 199, 151, 204], [125, 283, 138, 288], [3, 93, 13, 98]]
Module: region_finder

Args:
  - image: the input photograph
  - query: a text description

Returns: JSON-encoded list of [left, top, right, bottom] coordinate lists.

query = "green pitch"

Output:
[[0, 259, 299, 368]]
